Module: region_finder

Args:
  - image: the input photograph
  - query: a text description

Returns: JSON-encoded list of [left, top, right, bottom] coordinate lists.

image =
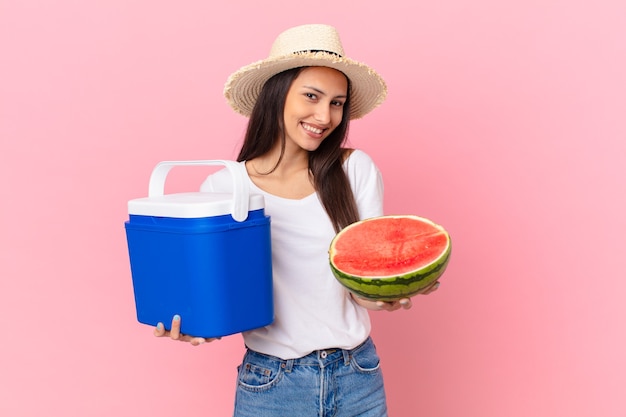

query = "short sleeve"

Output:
[[343, 150, 384, 220]]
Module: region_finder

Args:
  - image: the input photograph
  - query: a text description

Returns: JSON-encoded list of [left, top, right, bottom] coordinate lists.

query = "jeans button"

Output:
[[321, 351, 327, 359]]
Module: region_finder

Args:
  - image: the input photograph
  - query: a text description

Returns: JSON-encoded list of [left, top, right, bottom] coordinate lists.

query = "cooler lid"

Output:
[[128, 192, 265, 219]]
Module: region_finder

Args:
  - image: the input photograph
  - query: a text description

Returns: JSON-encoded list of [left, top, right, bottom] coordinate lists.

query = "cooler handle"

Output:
[[148, 160, 250, 222]]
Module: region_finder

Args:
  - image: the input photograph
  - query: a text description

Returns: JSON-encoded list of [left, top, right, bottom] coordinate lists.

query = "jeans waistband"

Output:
[[246, 337, 372, 371]]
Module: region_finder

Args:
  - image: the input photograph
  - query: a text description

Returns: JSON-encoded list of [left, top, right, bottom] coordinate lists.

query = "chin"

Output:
[[303, 143, 323, 152]]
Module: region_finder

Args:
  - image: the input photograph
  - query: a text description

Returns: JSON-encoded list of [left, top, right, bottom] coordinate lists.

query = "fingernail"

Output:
[[156, 323, 163, 330], [173, 315, 181, 321]]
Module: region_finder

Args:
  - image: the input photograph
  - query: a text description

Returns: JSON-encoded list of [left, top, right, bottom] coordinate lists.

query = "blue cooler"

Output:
[[125, 160, 273, 338]]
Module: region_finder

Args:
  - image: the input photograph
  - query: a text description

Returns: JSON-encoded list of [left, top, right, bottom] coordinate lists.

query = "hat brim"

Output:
[[224, 51, 387, 120]]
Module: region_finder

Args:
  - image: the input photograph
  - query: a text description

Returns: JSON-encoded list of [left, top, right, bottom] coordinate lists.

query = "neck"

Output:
[[251, 141, 309, 177]]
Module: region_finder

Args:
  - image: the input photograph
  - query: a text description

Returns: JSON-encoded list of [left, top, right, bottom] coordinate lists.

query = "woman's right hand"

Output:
[[153, 315, 219, 346]]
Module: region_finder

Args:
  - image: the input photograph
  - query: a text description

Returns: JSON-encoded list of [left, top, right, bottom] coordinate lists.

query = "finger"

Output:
[[427, 282, 441, 293], [420, 281, 440, 295], [376, 301, 398, 311], [377, 300, 401, 312], [399, 298, 412, 309], [170, 315, 182, 340], [190, 337, 206, 346], [154, 322, 167, 337], [387, 302, 402, 312]]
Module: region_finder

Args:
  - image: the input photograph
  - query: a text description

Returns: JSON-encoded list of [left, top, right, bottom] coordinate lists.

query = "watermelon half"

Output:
[[329, 215, 451, 301]]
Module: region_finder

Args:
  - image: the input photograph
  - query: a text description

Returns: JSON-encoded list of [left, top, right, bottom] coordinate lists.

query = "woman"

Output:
[[154, 24, 439, 417]]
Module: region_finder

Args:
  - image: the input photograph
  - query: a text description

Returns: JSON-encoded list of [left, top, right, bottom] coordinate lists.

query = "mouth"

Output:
[[301, 122, 326, 136]]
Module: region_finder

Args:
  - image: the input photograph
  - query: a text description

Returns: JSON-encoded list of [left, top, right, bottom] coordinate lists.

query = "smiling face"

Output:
[[282, 66, 349, 153]]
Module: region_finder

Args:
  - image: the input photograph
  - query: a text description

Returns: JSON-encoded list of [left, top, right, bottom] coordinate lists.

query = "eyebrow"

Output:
[[303, 85, 347, 99]]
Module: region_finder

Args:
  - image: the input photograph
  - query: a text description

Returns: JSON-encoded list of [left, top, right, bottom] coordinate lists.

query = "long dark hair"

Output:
[[237, 67, 360, 232]]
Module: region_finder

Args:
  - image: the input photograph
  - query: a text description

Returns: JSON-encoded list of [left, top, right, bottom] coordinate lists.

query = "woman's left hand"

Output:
[[351, 281, 441, 312]]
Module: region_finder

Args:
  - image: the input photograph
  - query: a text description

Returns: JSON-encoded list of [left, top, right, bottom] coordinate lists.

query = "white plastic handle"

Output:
[[148, 160, 249, 222]]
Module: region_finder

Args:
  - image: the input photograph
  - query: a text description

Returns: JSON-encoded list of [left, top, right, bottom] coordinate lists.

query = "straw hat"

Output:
[[224, 24, 387, 120]]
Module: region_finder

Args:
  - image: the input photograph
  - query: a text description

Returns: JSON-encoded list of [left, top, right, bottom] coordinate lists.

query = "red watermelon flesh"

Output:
[[329, 215, 451, 300], [332, 216, 448, 277]]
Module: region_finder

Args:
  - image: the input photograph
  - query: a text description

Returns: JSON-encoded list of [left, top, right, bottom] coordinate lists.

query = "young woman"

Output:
[[154, 24, 439, 417]]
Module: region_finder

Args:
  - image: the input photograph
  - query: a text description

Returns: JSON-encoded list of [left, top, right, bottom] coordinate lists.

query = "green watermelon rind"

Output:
[[329, 215, 452, 301], [330, 244, 451, 301]]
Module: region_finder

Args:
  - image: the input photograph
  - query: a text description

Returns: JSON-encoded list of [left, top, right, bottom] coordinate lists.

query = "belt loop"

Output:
[[283, 359, 294, 373], [342, 348, 350, 365]]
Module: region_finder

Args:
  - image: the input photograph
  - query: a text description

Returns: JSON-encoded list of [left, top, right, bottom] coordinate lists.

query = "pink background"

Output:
[[1, 1, 625, 416]]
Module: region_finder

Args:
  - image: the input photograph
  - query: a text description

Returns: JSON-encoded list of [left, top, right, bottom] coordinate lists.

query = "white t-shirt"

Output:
[[200, 149, 384, 359]]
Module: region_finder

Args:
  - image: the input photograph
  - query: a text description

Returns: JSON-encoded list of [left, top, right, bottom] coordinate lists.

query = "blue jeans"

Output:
[[233, 337, 388, 417]]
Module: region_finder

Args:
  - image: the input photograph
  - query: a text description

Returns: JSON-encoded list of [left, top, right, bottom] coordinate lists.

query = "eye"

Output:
[[331, 100, 345, 107], [305, 92, 318, 100]]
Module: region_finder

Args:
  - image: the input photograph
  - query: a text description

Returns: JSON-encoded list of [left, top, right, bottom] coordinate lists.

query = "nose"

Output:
[[314, 103, 331, 124]]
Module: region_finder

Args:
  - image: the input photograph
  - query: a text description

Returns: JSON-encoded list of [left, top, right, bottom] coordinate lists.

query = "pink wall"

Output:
[[1, 1, 625, 416]]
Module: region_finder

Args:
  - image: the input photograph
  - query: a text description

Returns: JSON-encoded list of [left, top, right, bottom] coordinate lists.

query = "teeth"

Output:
[[303, 123, 323, 134]]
